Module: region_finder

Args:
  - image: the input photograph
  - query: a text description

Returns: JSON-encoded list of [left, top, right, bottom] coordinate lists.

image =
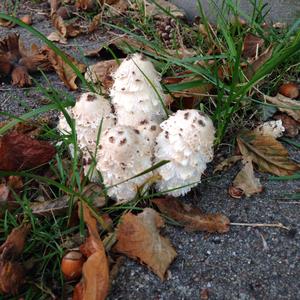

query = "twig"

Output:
[[230, 222, 290, 230]]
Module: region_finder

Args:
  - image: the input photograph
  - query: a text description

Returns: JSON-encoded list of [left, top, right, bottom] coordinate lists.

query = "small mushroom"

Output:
[[254, 120, 285, 138], [57, 92, 115, 180], [110, 53, 167, 127], [96, 125, 153, 202], [154, 109, 215, 196]]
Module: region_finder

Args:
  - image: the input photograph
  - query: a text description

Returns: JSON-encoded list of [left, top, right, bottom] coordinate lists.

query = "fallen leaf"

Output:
[[0, 261, 25, 295], [230, 158, 263, 198], [264, 93, 300, 122], [0, 17, 15, 28], [0, 223, 31, 260], [44, 46, 86, 90], [273, 113, 299, 137], [242, 33, 264, 58], [47, 31, 67, 44], [85, 59, 120, 90], [213, 155, 242, 174], [73, 203, 109, 300], [11, 65, 32, 87], [237, 130, 300, 176], [50, 0, 60, 15], [88, 13, 102, 33], [0, 132, 56, 171], [244, 46, 273, 79], [75, 0, 95, 11], [107, 0, 129, 16], [153, 197, 230, 233], [114, 208, 177, 280]]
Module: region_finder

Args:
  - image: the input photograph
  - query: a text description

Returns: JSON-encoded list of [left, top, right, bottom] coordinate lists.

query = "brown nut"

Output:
[[61, 251, 84, 280], [279, 83, 299, 99]]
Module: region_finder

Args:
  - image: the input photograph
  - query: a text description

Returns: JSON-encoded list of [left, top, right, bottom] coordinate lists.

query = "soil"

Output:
[[1, 2, 300, 300]]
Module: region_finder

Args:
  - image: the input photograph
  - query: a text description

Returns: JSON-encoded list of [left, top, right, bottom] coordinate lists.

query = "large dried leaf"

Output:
[[0, 132, 56, 171], [85, 59, 120, 90], [237, 130, 300, 176], [153, 198, 230, 233], [264, 93, 300, 122], [44, 47, 86, 90], [114, 208, 177, 280], [230, 158, 263, 198], [0, 223, 30, 260], [73, 203, 109, 300], [0, 261, 25, 295]]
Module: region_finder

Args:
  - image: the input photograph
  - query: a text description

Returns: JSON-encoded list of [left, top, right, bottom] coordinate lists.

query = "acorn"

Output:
[[20, 15, 32, 25], [61, 251, 84, 280], [279, 83, 299, 99]]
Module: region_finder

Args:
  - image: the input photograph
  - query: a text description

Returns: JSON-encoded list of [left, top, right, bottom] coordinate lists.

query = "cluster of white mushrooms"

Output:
[[58, 54, 215, 202]]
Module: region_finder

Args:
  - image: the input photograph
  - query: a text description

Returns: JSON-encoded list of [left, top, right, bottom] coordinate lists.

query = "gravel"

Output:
[[1, 3, 300, 299]]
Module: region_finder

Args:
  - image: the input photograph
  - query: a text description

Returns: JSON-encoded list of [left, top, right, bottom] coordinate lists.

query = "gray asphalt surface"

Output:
[[0, 2, 300, 300]]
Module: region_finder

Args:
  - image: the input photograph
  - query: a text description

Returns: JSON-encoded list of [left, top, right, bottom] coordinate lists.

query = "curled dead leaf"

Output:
[[0, 223, 31, 260], [11, 65, 31, 87], [237, 130, 300, 176], [230, 158, 263, 198], [0, 261, 25, 295], [264, 93, 300, 122], [73, 203, 109, 300], [153, 197, 230, 233], [0, 132, 56, 171], [114, 208, 177, 280], [44, 46, 86, 90]]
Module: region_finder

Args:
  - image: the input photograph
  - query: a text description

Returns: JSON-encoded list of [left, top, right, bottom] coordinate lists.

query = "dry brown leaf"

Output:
[[11, 65, 32, 87], [0, 17, 15, 28], [237, 130, 300, 176], [107, 0, 129, 16], [0, 132, 56, 171], [47, 31, 67, 44], [0, 261, 25, 295], [75, 0, 95, 11], [153, 197, 230, 233], [88, 13, 102, 33], [273, 113, 299, 137], [230, 158, 263, 198], [0, 223, 31, 260], [213, 155, 242, 174], [244, 46, 273, 79], [242, 33, 264, 58], [114, 208, 177, 280], [73, 203, 109, 300], [85, 59, 120, 89], [50, 0, 60, 15], [44, 46, 86, 90], [264, 93, 300, 122]]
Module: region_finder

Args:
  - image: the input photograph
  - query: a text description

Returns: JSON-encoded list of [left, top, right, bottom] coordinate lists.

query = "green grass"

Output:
[[0, 0, 300, 298]]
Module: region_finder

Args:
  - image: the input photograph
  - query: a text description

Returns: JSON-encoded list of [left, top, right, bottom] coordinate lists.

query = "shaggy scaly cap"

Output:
[[96, 125, 153, 202], [154, 109, 215, 196], [110, 53, 166, 127]]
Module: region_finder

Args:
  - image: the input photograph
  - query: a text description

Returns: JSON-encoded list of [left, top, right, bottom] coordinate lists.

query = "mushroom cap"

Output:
[[96, 125, 153, 202], [110, 53, 167, 127], [57, 92, 116, 153], [254, 120, 285, 138], [154, 109, 215, 196]]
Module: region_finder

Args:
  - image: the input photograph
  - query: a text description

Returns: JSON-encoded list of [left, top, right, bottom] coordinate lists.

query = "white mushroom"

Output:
[[154, 109, 215, 197], [254, 120, 285, 138], [57, 92, 116, 180], [110, 53, 167, 127], [96, 125, 153, 202]]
